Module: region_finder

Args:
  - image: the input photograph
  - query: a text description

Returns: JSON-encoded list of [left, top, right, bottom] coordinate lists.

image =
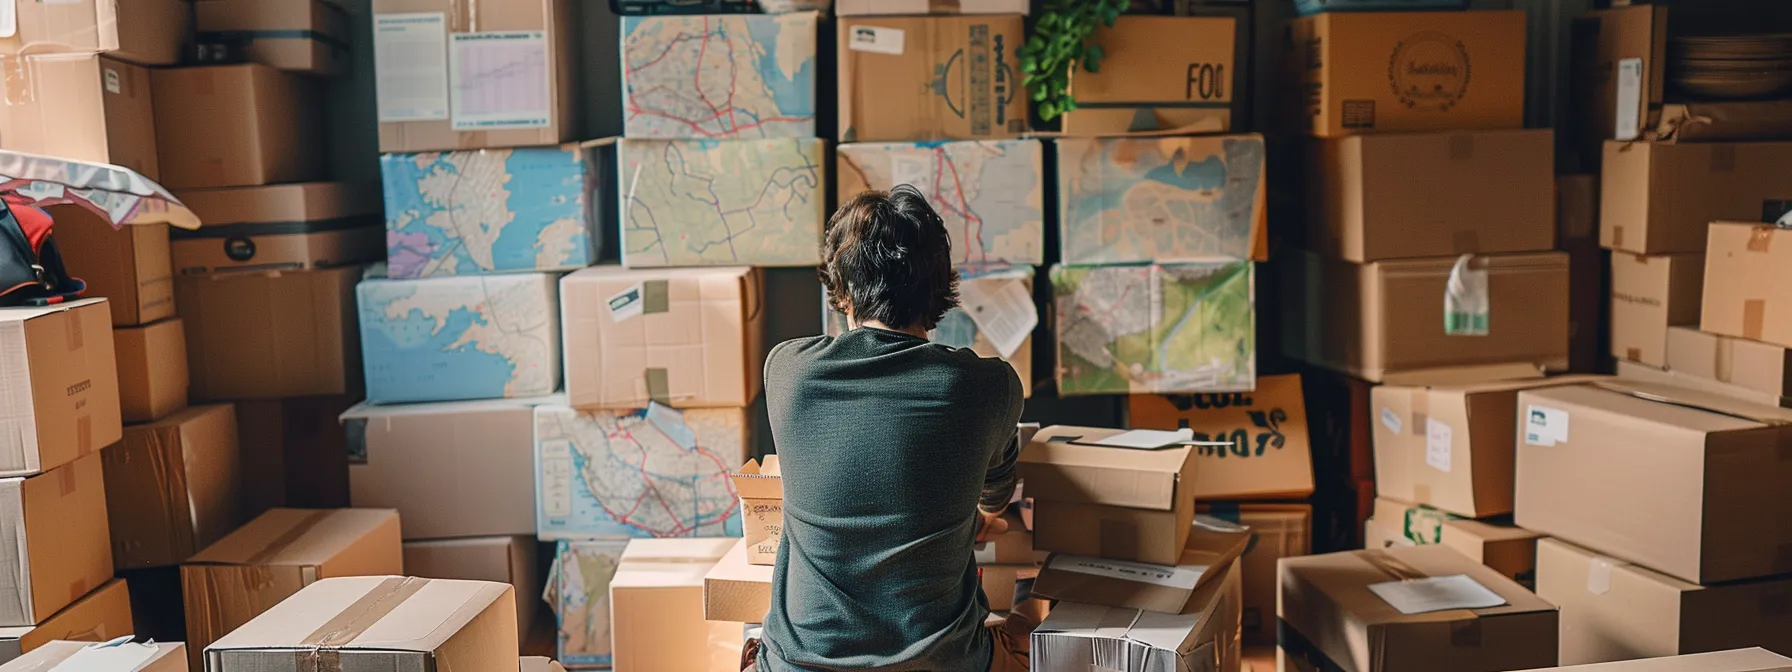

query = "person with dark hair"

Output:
[[747, 186, 1035, 672]]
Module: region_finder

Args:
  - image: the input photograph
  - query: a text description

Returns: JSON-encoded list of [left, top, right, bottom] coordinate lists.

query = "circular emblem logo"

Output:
[[1389, 31, 1471, 111], [224, 236, 256, 261]]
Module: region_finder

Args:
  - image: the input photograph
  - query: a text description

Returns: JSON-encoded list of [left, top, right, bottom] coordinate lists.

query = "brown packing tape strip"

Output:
[[1750, 227, 1775, 253], [1627, 347, 1642, 363], [645, 368, 670, 406], [1613, 226, 1625, 249], [929, 0, 962, 10], [1360, 549, 1427, 582], [151, 429, 193, 559], [1715, 338, 1735, 383], [1746, 300, 1767, 341], [58, 464, 76, 496], [66, 311, 83, 350], [77, 415, 91, 456], [247, 510, 335, 566], [293, 576, 430, 671]]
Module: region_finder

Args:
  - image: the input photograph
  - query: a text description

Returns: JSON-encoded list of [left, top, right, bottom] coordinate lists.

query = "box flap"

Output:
[[1443, 519, 1544, 545], [187, 508, 397, 567], [207, 575, 508, 654], [731, 456, 783, 500], [1018, 426, 1192, 510], [1592, 379, 1792, 426], [0, 297, 107, 325], [339, 395, 565, 421], [1033, 518, 1248, 614]]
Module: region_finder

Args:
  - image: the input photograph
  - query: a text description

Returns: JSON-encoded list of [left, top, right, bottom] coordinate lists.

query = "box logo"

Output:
[[1389, 31, 1470, 111], [224, 236, 257, 261]]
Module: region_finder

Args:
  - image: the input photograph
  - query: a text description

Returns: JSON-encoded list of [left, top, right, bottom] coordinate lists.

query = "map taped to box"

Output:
[[547, 539, 627, 668], [837, 139, 1044, 265], [620, 137, 825, 268], [380, 144, 598, 279], [622, 13, 818, 139], [1052, 261, 1255, 396], [535, 403, 748, 540], [1056, 135, 1266, 265], [357, 273, 561, 404]]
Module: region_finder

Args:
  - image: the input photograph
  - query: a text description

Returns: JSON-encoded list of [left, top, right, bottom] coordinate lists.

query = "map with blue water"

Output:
[[381, 146, 594, 279], [1056, 135, 1266, 265], [357, 274, 560, 403], [535, 404, 747, 540], [623, 13, 817, 139]]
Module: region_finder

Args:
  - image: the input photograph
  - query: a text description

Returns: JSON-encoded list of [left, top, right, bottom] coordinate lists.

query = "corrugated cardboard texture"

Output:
[[1600, 142, 1792, 254], [195, 0, 352, 75], [835, 0, 1027, 14], [1286, 11, 1526, 137], [3, 639, 184, 671], [1060, 16, 1235, 136], [0, 0, 187, 65], [172, 182, 384, 275], [563, 266, 763, 409], [1568, 5, 1666, 163], [702, 539, 771, 624], [104, 404, 242, 571], [1128, 374, 1315, 500], [1519, 648, 1792, 671], [1200, 504, 1310, 646], [610, 538, 739, 672], [344, 398, 542, 539], [403, 536, 540, 638], [236, 395, 359, 518], [150, 64, 323, 189], [0, 453, 113, 627], [0, 578, 135, 658], [1611, 252, 1705, 367], [113, 318, 188, 424], [1020, 426, 1197, 563], [0, 54, 159, 179], [1666, 325, 1792, 398], [0, 299, 121, 477], [837, 15, 1028, 142], [52, 205, 172, 327], [1308, 129, 1556, 263], [1515, 383, 1792, 584], [1703, 223, 1792, 350], [176, 266, 363, 401], [1536, 538, 1792, 665]]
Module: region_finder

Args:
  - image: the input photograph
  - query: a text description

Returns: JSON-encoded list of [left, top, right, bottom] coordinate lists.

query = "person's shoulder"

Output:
[[767, 335, 831, 369]]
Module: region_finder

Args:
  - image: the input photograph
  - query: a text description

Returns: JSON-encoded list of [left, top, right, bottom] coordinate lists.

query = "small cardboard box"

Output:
[[344, 398, 546, 540], [194, 0, 351, 76], [546, 540, 628, 668], [621, 13, 818, 140], [979, 564, 1037, 611], [562, 266, 764, 409], [1286, 11, 1526, 137], [372, 0, 579, 153], [1666, 326, 1792, 400], [1536, 538, 1792, 666], [1307, 129, 1556, 263], [1199, 504, 1310, 646], [1030, 559, 1241, 672], [1278, 546, 1558, 672], [609, 538, 742, 672], [1371, 498, 1542, 588], [732, 457, 783, 566], [0, 54, 158, 179], [205, 576, 517, 672], [1033, 521, 1248, 615], [181, 508, 403, 669], [357, 273, 560, 404], [0, 640, 181, 671], [1614, 360, 1787, 409], [1702, 222, 1792, 350], [104, 404, 242, 570], [1567, 5, 1666, 161], [0, 579, 134, 661], [51, 205, 173, 327], [836, 139, 1045, 266], [0, 299, 121, 477], [113, 318, 188, 423], [172, 182, 384, 276], [837, 15, 1029, 143], [150, 64, 323, 189], [1127, 374, 1315, 501], [1055, 136, 1266, 265], [1515, 381, 1792, 584], [836, 0, 1027, 14], [0, 0, 187, 65], [1060, 16, 1235, 136], [618, 138, 825, 268], [1018, 426, 1197, 565], [1519, 648, 1792, 671], [1611, 252, 1704, 367], [535, 405, 751, 540], [702, 539, 772, 624], [403, 535, 540, 638], [176, 266, 363, 401], [1601, 142, 1792, 255], [0, 453, 113, 627]]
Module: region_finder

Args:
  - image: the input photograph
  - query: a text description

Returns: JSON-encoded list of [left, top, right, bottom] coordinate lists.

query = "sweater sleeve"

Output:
[[977, 368, 1026, 514]]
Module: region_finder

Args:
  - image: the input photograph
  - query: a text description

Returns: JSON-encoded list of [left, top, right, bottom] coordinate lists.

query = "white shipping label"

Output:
[[374, 13, 450, 122], [1369, 574, 1507, 615], [102, 67, 120, 94], [450, 31, 552, 131], [1523, 404, 1570, 447], [958, 278, 1037, 359], [1380, 407, 1403, 435], [1614, 58, 1644, 142], [0, 1, 14, 39], [1047, 555, 1206, 590], [608, 283, 646, 323], [889, 154, 931, 191], [847, 25, 905, 55], [1425, 418, 1452, 473]]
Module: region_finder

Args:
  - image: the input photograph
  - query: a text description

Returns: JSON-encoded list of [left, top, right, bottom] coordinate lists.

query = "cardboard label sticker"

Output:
[[373, 12, 450, 122], [1614, 58, 1643, 142], [1587, 556, 1615, 595], [608, 283, 645, 323], [1380, 407, 1403, 435], [848, 26, 905, 55], [1045, 555, 1205, 590], [1524, 404, 1569, 447], [449, 31, 552, 131], [958, 278, 1036, 359], [0, 1, 14, 39], [1425, 418, 1452, 473], [1369, 574, 1507, 615], [102, 67, 121, 95]]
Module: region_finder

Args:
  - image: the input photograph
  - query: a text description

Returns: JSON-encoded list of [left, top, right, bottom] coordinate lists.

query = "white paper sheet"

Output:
[[846, 25, 905, 55], [1615, 58, 1644, 142], [958, 278, 1036, 359], [1425, 418, 1452, 473], [1047, 555, 1205, 590], [1369, 574, 1507, 615], [450, 31, 552, 131], [1074, 428, 1190, 450], [374, 12, 449, 122], [51, 639, 158, 672]]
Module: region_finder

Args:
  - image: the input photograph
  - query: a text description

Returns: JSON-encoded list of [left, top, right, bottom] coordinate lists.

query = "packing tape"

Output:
[[642, 280, 670, 314], [57, 463, 76, 497], [65, 312, 83, 350], [645, 368, 670, 406], [1750, 227, 1775, 253], [1449, 134, 1475, 161], [151, 430, 194, 560], [929, 0, 963, 10], [1611, 226, 1625, 249], [246, 510, 334, 566], [1626, 347, 1642, 363], [299, 577, 428, 649], [1745, 300, 1767, 341], [1710, 144, 1738, 173], [1449, 619, 1482, 648], [1360, 549, 1427, 582], [1714, 338, 1735, 383], [1586, 556, 1615, 595]]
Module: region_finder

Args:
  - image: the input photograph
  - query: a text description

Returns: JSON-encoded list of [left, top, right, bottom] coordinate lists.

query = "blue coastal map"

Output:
[[357, 274, 560, 403], [623, 13, 817, 139], [535, 404, 747, 540], [1056, 135, 1266, 265], [380, 146, 594, 279]]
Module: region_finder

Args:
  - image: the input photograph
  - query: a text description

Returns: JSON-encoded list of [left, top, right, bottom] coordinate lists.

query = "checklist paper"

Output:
[[450, 31, 552, 131]]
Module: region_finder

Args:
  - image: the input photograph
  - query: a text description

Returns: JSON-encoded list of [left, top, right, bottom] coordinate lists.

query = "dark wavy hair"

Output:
[[820, 186, 959, 331]]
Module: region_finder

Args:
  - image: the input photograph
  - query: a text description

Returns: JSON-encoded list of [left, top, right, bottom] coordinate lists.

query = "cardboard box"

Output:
[[1034, 521, 1249, 615], [547, 540, 628, 667], [0, 639, 182, 671], [837, 15, 1028, 143], [701, 539, 772, 624], [1373, 497, 1542, 588], [1703, 222, 1792, 350], [562, 266, 762, 409], [1282, 250, 1572, 382], [1053, 262, 1257, 396], [1278, 546, 1558, 672], [372, 0, 579, 153], [1200, 504, 1310, 646], [51, 205, 173, 327], [1018, 426, 1197, 565], [113, 319, 187, 423], [979, 564, 1038, 611], [1059, 16, 1236, 136], [181, 508, 403, 669], [1363, 516, 1414, 551], [1536, 538, 1792, 665], [0, 55, 158, 179], [1030, 559, 1241, 672], [1666, 326, 1792, 399], [535, 405, 751, 540], [194, 0, 352, 76], [1611, 252, 1704, 367], [1056, 136, 1266, 265], [0, 299, 121, 477], [1650, 100, 1792, 144], [1518, 648, 1792, 672], [1515, 381, 1792, 584], [0, 579, 134, 662], [403, 536, 540, 638], [621, 13, 817, 139], [618, 138, 825, 268], [523, 657, 568, 672], [837, 140, 1044, 265], [1615, 359, 1788, 409], [732, 457, 783, 566], [357, 273, 560, 404], [343, 398, 546, 539], [609, 538, 743, 672], [976, 510, 1038, 566], [205, 576, 516, 672], [151, 64, 323, 189], [0, 0, 187, 65], [0, 453, 113, 627], [1308, 129, 1556, 262], [176, 266, 363, 401], [1568, 5, 1666, 159], [1600, 142, 1792, 254], [172, 182, 384, 276], [236, 395, 359, 517], [1127, 374, 1315, 500], [836, 0, 1027, 14], [1287, 11, 1526, 137], [824, 266, 1037, 397], [103, 404, 242, 570]]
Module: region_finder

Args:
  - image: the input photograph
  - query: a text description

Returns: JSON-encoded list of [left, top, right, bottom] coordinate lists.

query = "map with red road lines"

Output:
[[837, 139, 1044, 266], [622, 13, 817, 139], [535, 403, 747, 539]]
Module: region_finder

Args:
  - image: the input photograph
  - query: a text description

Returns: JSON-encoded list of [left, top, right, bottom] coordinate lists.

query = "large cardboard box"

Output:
[[0, 579, 134, 661], [180, 508, 403, 669], [103, 404, 242, 570], [403, 536, 540, 638], [173, 182, 384, 276], [236, 395, 359, 517], [52, 205, 172, 327], [1519, 649, 1792, 671], [1569, 5, 1667, 161], [731, 457, 783, 566], [1703, 222, 1792, 350], [371, 0, 579, 153], [610, 538, 742, 672], [1370, 497, 1542, 588], [1031, 559, 1241, 672], [1056, 136, 1266, 265], [1278, 546, 1558, 672], [0, 54, 158, 179], [1282, 250, 1572, 382], [176, 266, 363, 401], [1060, 16, 1235, 136], [546, 540, 628, 668], [0, 639, 182, 671], [151, 64, 323, 189], [836, 0, 1027, 14], [0, 0, 187, 65], [0, 299, 122, 477], [1308, 129, 1556, 262], [837, 139, 1045, 266], [1666, 326, 1792, 400], [0, 453, 113, 627], [535, 405, 751, 540], [837, 15, 1028, 143], [1127, 374, 1315, 501], [621, 13, 818, 140], [1286, 11, 1526, 137], [194, 0, 352, 76], [1515, 381, 1792, 584], [1536, 538, 1792, 665], [343, 398, 545, 539], [1611, 252, 1704, 367], [1600, 141, 1792, 254], [562, 266, 762, 409], [1200, 504, 1310, 646], [1018, 426, 1197, 565], [357, 273, 560, 404], [618, 138, 824, 268], [113, 319, 187, 423], [702, 539, 772, 624], [204, 576, 517, 672], [1053, 262, 1257, 396]]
